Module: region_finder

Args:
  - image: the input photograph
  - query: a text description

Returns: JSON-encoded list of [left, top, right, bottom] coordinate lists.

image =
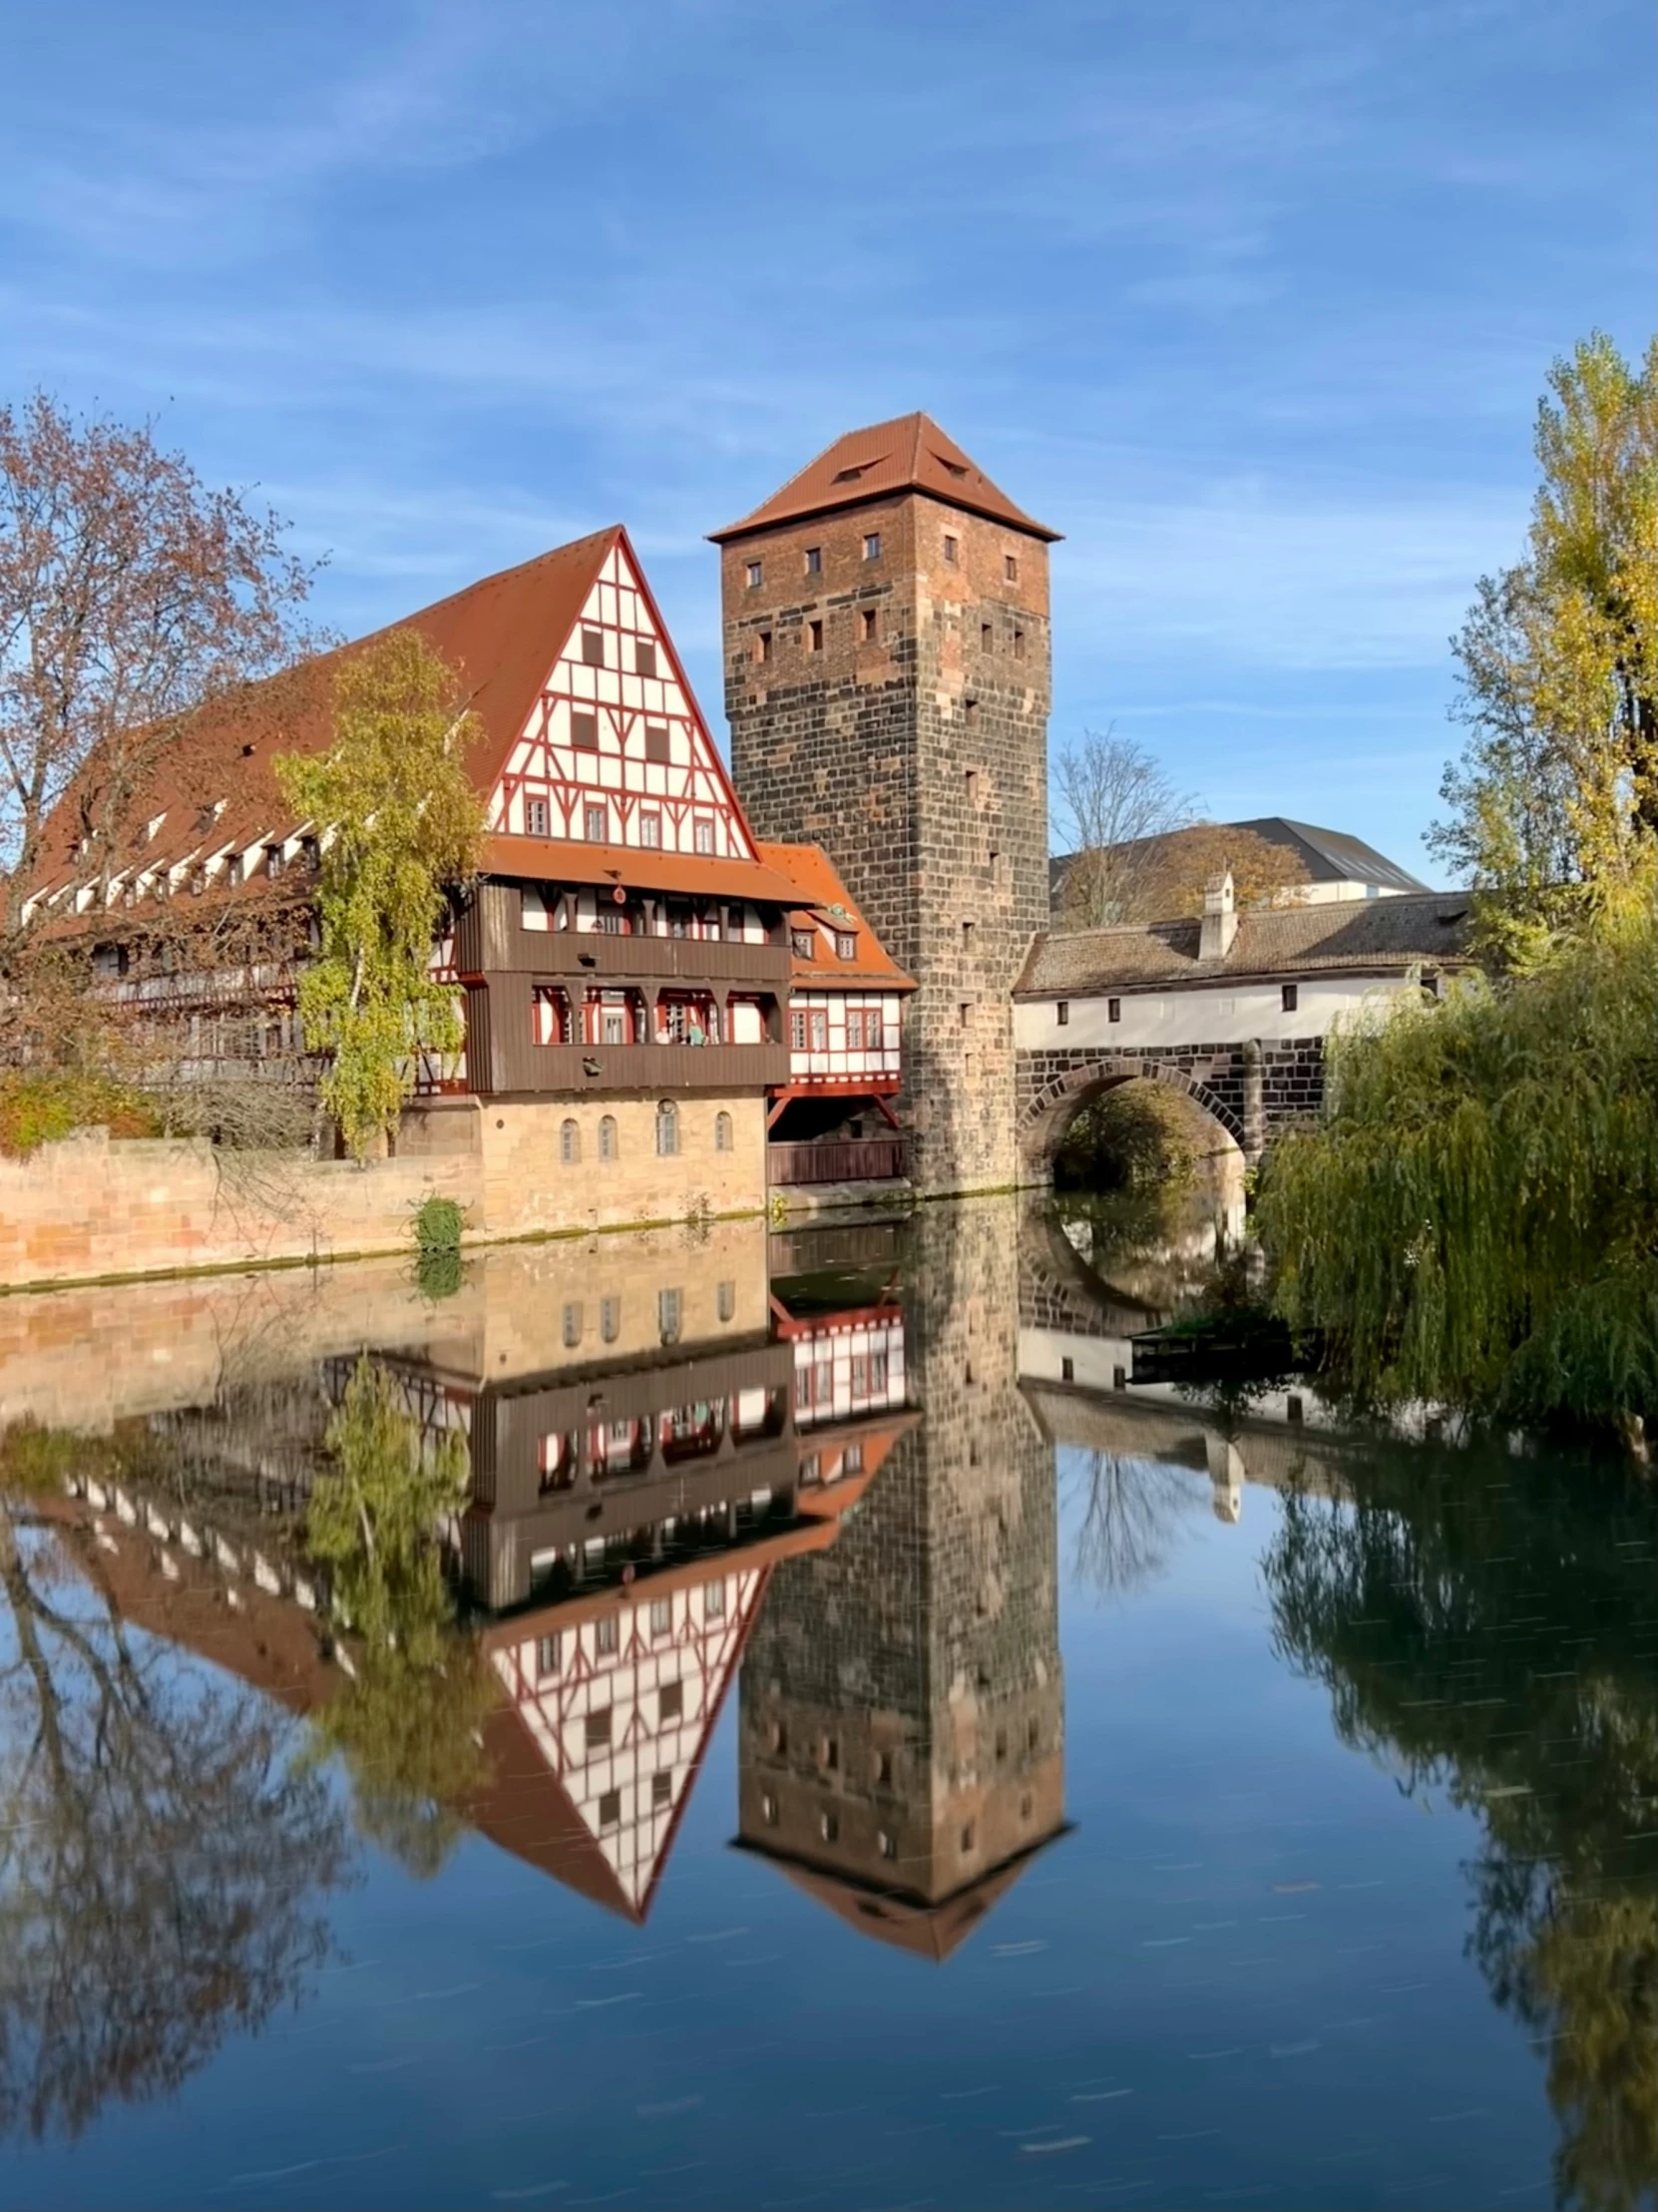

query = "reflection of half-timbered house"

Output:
[[23, 526, 914, 1211]]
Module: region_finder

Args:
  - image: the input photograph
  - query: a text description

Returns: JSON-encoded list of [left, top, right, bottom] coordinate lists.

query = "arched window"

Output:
[[655, 1101, 678, 1156], [714, 1109, 733, 1153], [560, 1116, 581, 1164], [599, 1113, 619, 1162]]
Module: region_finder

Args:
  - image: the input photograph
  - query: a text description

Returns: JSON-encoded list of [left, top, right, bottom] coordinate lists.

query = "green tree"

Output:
[[1264, 1443, 1658, 2211], [1432, 332, 1657, 958], [1257, 882, 1658, 1438], [276, 629, 484, 1160], [304, 1358, 492, 1876]]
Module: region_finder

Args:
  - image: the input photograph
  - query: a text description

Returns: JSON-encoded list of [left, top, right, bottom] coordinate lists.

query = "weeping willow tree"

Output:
[[305, 1358, 494, 1876], [276, 629, 485, 1161], [1259, 881, 1657, 1436]]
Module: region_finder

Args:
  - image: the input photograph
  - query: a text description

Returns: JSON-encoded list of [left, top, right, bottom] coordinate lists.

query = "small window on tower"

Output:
[[582, 628, 606, 667], [959, 1002, 971, 1028], [804, 546, 822, 575], [755, 632, 772, 664], [965, 768, 980, 802], [1005, 553, 1019, 582], [807, 619, 823, 653], [644, 720, 669, 763], [943, 533, 959, 564], [962, 919, 975, 947], [860, 609, 877, 643], [863, 532, 881, 562], [964, 698, 980, 727], [634, 639, 656, 677], [981, 623, 994, 654], [526, 796, 549, 837], [1014, 629, 1027, 660], [746, 560, 763, 589], [571, 711, 599, 751]]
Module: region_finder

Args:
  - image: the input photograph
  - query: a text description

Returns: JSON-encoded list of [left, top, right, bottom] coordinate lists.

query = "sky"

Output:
[[2, 0, 1650, 884]]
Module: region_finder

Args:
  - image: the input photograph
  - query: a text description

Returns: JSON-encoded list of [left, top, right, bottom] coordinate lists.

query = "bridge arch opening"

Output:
[[1022, 1059, 1246, 1196]]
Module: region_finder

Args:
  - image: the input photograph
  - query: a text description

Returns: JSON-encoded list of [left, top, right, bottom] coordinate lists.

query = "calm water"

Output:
[[0, 1197, 1652, 2212]]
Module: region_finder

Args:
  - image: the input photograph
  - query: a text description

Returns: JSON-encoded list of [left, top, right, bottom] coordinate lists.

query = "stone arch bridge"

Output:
[[1011, 889, 1475, 1180]]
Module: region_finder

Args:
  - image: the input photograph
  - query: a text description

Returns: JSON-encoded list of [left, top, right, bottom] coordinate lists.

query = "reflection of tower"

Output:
[[736, 1200, 1066, 1957]]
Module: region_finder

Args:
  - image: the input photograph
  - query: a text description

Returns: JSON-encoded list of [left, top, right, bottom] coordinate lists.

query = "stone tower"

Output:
[[734, 1201, 1066, 1954], [713, 414, 1058, 1195]]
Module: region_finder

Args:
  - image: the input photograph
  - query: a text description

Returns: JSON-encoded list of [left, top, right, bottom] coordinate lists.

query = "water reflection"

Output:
[[0, 1426, 348, 2142], [1264, 1445, 1658, 2212], [736, 1204, 1069, 1956], [0, 1198, 1652, 2207]]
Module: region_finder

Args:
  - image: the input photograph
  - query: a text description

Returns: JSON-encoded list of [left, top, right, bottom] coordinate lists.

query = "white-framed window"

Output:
[[584, 803, 609, 843]]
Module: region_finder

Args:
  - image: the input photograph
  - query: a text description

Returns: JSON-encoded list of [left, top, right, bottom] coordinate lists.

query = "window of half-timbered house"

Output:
[[526, 796, 549, 836], [581, 627, 606, 666], [644, 720, 669, 762], [640, 809, 661, 848], [584, 802, 609, 842], [634, 639, 656, 676], [571, 710, 599, 750]]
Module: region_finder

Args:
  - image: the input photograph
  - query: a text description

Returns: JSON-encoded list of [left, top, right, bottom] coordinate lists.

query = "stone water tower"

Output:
[[713, 414, 1058, 1195]]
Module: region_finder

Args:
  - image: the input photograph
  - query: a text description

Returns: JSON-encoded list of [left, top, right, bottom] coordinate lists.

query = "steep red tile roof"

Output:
[[709, 414, 1060, 545], [757, 841, 916, 990], [33, 527, 626, 887]]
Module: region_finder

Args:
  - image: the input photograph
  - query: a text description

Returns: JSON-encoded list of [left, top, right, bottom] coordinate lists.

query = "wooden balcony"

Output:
[[484, 1035, 792, 1098], [487, 930, 791, 987], [769, 1136, 911, 1185]]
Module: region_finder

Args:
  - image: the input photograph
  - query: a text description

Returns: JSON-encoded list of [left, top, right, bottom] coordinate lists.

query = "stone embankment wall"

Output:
[[0, 1093, 767, 1293]]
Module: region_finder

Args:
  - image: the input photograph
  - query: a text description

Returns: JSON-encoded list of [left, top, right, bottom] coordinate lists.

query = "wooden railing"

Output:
[[769, 1136, 910, 1186]]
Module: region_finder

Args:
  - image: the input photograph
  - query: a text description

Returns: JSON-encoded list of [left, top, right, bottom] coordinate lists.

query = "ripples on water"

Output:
[[0, 1197, 1652, 2212]]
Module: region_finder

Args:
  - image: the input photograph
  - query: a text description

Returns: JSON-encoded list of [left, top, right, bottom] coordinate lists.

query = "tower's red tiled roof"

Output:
[[709, 414, 1060, 545]]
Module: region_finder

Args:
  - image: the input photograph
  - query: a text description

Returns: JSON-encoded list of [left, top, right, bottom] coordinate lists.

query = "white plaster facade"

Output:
[[1016, 971, 1424, 1054]]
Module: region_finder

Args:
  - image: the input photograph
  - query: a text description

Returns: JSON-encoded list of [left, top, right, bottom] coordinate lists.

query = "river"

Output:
[[0, 1196, 1651, 2211]]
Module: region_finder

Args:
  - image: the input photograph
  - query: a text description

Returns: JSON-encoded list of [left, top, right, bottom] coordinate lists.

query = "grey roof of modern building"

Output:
[[1048, 817, 1430, 899], [1016, 890, 1474, 997]]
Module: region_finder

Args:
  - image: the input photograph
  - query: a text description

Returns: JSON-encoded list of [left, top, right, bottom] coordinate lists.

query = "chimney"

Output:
[[1199, 870, 1237, 960]]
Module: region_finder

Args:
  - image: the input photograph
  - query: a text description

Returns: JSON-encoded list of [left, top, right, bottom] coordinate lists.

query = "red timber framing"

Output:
[[488, 534, 756, 867]]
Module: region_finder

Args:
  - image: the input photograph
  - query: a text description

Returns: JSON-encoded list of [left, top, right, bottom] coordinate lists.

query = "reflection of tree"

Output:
[[305, 1360, 493, 1878], [1264, 1447, 1658, 2212], [0, 1425, 349, 2144], [1067, 1450, 1207, 1596]]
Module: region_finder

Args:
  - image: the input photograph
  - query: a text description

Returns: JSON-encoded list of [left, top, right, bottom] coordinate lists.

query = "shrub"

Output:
[[0, 1073, 160, 1158]]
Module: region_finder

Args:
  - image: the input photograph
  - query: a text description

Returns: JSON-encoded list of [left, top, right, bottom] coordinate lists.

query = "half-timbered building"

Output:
[[20, 525, 916, 1206]]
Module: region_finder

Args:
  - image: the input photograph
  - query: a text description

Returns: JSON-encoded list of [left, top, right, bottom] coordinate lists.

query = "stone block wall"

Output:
[[0, 1091, 768, 1292]]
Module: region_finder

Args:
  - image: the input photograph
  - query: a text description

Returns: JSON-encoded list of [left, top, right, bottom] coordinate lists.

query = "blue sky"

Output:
[[3, 0, 1650, 882]]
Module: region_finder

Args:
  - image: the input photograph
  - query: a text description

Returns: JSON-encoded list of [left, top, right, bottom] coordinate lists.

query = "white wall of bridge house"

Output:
[[490, 540, 753, 861], [1016, 973, 1419, 1054], [793, 1316, 907, 1431], [491, 1564, 765, 1915], [786, 992, 904, 1086]]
